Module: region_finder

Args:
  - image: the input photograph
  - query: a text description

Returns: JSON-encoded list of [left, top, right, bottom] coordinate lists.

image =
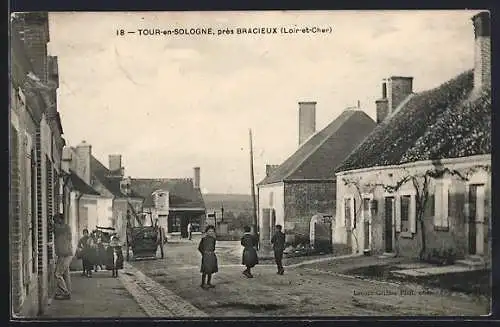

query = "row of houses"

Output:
[[10, 12, 64, 317], [10, 12, 207, 317], [61, 143, 207, 269], [257, 11, 491, 264]]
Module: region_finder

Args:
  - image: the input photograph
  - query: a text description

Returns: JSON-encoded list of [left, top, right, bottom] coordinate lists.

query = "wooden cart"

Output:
[[125, 210, 165, 261]]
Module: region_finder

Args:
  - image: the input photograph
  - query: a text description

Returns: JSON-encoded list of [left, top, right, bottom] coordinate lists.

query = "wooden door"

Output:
[[314, 221, 332, 252], [469, 184, 485, 255], [344, 199, 352, 250], [384, 197, 394, 253], [363, 198, 370, 250]]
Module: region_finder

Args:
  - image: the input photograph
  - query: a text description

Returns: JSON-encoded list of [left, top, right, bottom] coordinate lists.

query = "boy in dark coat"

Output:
[[271, 224, 286, 275], [241, 226, 258, 278], [198, 225, 218, 289]]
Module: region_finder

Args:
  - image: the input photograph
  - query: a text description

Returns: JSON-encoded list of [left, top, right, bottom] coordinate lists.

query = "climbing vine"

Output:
[[341, 161, 490, 259]]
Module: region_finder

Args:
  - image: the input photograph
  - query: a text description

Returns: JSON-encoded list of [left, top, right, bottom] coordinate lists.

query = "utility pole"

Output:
[[249, 129, 259, 248]]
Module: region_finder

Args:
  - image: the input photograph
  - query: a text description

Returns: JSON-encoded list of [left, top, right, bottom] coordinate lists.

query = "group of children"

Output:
[[197, 224, 286, 289], [76, 228, 124, 278]]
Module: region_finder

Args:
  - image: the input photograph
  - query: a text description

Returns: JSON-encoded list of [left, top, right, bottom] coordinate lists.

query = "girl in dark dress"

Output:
[[95, 233, 106, 272], [241, 226, 259, 278], [86, 232, 98, 277], [77, 229, 93, 277], [198, 225, 218, 289]]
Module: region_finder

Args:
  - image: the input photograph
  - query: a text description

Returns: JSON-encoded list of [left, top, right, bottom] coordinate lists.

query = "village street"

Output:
[[117, 238, 489, 317]]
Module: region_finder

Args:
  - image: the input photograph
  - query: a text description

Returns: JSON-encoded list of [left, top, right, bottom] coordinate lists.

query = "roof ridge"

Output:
[[283, 110, 355, 181]]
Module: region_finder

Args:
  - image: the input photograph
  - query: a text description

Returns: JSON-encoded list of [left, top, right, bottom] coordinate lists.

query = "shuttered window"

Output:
[[36, 131, 43, 274], [46, 157, 54, 262], [400, 195, 411, 233], [434, 179, 451, 229], [10, 122, 21, 309], [31, 148, 37, 273]]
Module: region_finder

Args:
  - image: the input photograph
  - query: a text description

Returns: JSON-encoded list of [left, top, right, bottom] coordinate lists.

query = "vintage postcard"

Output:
[[9, 10, 491, 319]]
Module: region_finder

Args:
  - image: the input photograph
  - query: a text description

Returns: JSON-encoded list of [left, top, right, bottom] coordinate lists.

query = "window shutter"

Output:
[[442, 181, 449, 228], [434, 181, 443, 227], [426, 193, 435, 217], [353, 198, 357, 229], [395, 197, 401, 232], [410, 195, 417, 233]]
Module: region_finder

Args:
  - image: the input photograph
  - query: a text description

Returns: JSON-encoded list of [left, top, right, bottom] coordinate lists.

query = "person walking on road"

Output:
[[187, 222, 193, 240], [271, 224, 286, 275], [241, 226, 259, 278], [198, 225, 218, 289], [54, 214, 73, 300]]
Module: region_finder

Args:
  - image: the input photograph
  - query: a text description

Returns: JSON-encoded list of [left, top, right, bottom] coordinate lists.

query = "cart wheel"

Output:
[[126, 234, 130, 261]]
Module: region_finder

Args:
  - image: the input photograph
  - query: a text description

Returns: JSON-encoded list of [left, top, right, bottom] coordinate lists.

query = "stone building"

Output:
[[10, 12, 65, 317], [334, 12, 491, 265], [257, 101, 376, 250]]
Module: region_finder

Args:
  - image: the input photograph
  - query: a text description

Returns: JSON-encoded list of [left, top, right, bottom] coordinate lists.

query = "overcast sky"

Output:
[[48, 10, 480, 194]]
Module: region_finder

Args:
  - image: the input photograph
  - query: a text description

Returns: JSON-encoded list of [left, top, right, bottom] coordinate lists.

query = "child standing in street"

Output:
[[198, 225, 218, 289], [271, 224, 286, 275], [107, 235, 124, 278], [241, 226, 258, 278]]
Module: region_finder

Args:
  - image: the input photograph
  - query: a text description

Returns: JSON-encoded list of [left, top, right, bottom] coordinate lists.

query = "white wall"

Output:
[[97, 198, 113, 228], [258, 183, 285, 242], [336, 154, 491, 254]]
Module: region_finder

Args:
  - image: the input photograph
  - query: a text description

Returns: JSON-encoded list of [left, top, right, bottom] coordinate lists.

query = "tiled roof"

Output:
[[130, 178, 206, 209], [258, 110, 376, 185], [336, 70, 491, 172], [89, 155, 142, 198], [69, 171, 100, 196]]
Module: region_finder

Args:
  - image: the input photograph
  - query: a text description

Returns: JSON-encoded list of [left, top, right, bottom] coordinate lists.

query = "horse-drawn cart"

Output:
[[125, 210, 165, 261]]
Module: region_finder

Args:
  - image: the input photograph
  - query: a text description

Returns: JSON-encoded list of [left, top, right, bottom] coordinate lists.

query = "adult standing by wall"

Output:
[[53, 214, 73, 300]]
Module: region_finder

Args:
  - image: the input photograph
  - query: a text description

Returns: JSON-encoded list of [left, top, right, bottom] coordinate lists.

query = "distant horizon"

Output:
[[49, 10, 480, 193]]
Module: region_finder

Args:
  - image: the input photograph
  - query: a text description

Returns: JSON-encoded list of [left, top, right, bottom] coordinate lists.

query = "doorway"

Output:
[[384, 197, 395, 253], [270, 209, 276, 239], [344, 199, 352, 251], [468, 184, 485, 255], [363, 198, 371, 250]]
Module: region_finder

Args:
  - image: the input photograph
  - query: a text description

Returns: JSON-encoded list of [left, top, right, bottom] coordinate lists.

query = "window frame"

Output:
[[396, 189, 416, 238], [361, 193, 373, 250]]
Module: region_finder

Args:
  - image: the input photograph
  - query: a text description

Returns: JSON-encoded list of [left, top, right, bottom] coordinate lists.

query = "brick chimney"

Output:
[[376, 80, 389, 124], [11, 12, 50, 83], [75, 140, 92, 185], [193, 167, 200, 189], [61, 146, 73, 174], [387, 76, 413, 114], [298, 101, 316, 146], [472, 11, 491, 93], [265, 164, 279, 177], [108, 154, 124, 177]]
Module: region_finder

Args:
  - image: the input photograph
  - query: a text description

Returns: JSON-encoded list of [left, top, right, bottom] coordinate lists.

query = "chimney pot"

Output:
[[109, 154, 123, 176], [382, 81, 387, 98], [387, 76, 413, 114], [376, 98, 389, 124], [472, 11, 491, 92], [194, 167, 201, 189], [298, 101, 317, 146], [265, 164, 279, 177]]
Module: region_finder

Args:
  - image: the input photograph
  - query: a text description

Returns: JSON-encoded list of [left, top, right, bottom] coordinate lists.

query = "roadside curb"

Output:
[[122, 262, 208, 317]]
